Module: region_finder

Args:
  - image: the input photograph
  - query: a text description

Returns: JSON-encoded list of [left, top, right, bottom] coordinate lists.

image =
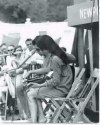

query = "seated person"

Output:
[[0, 57, 7, 103], [10, 45, 30, 120], [4, 45, 16, 99], [9, 42, 43, 120], [24, 35, 76, 123], [22, 38, 43, 74]]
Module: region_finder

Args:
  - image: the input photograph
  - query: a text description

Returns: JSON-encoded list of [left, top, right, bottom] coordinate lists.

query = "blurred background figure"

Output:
[[4, 45, 16, 112], [0, 43, 8, 65], [0, 56, 7, 102], [1, 43, 8, 54], [6, 45, 15, 70], [0, 56, 7, 116], [11, 45, 30, 120]]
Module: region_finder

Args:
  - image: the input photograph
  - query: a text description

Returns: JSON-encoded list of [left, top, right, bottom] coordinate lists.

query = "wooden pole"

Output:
[[78, 28, 85, 69], [88, 29, 96, 111], [77, 28, 85, 85]]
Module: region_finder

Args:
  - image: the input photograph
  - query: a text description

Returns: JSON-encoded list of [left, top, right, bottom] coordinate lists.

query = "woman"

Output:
[[11, 45, 30, 120], [25, 35, 76, 123], [5, 45, 16, 98]]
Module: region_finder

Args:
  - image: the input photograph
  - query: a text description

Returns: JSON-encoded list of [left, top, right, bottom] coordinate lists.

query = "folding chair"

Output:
[[43, 67, 80, 116], [42, 67, 85, 123], [71, 68, 99, 123], [0, 86, 8, 120], [47, 68, 99, 123]]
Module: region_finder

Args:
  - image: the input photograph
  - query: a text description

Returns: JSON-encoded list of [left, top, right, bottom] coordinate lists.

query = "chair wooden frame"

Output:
[[44, 68, 99, 123], [71, 68, 99, 123], [43, 67, 85, 123], [43, 67, 81, 116]]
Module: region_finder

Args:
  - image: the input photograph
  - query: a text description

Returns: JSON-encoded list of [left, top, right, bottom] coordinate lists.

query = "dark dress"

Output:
[[29, 55, 73, 98]]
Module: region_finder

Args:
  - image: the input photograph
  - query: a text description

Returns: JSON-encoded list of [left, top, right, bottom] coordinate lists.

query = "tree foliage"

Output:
[[0, 0, 73, 23], [46, 0, 73, 21]]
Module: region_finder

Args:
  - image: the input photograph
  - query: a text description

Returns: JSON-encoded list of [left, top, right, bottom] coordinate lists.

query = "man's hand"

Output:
[[8, 70, 16, 77], [16, 68, 24, 74], [24, 71, 31, 79]]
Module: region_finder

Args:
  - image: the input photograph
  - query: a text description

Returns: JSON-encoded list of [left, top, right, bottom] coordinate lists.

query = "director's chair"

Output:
[[43, 67, 80, 115], [46, 68, 99, 123], [43, 67, 85, 123], [71, 68, 99, 123]]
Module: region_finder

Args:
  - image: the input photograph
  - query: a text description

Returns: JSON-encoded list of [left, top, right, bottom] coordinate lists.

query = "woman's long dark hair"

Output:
[[32, 36, 41, 45], [33, 35, 68, 65]]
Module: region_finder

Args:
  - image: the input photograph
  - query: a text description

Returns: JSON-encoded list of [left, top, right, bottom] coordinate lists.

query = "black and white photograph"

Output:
[[0, 0, 99, 124]]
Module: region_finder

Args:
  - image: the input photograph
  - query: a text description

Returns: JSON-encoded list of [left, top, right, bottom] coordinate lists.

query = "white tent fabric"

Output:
[[0, 21, 75, 53], [2, 33, 20, 47]]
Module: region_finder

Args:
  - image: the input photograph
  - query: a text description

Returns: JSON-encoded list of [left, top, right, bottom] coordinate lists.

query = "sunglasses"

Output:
[[8, 49, 14, 52]]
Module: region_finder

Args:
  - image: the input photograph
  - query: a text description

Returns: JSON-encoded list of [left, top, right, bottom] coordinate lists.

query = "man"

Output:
[[23, 38, 43, 77], [25, 38, 43, 64]]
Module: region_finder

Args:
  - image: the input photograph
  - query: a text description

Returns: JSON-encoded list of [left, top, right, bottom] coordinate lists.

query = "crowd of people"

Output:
[[0, 35, 76, 123]]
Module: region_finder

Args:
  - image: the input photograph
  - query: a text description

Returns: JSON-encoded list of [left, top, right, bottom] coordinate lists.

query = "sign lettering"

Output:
[[67, 1, 99, 26], [80, 6, 98, 19]]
